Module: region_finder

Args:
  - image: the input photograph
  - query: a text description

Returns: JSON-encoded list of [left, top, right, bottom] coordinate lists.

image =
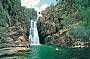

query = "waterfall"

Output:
[[29, 20, 40, 45]]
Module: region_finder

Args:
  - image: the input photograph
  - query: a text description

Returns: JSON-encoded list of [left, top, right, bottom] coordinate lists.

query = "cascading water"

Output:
[[29, 11, 42, 45], [29, 20, 40, 45]]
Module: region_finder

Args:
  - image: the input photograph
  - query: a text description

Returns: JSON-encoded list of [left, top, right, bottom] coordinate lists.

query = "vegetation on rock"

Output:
[[37, 0, 90, 47], [0, 0, 37, 54]]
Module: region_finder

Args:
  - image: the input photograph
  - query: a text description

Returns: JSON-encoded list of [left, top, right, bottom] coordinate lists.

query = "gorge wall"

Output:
[[0, 0, 37, 55], [37, 0, 90, 47]]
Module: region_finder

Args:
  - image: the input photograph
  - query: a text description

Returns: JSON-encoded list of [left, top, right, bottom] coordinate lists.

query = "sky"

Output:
[[21, 0, 57, 12]]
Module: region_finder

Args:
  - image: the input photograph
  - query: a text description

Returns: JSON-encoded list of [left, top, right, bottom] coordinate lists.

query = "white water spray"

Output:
[[29, 19, 40, 45], [29, 11, 42, 45]]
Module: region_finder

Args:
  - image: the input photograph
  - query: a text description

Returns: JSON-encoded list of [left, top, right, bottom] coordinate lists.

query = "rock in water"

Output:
[[56, 48, 59, 51]]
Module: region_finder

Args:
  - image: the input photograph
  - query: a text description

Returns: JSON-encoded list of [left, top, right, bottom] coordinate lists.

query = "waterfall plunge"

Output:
[[29, 11, 42, 45], [29, 20, 40, 45]]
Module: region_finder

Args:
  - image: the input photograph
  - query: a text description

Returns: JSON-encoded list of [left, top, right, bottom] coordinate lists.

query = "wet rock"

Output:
[[0, 50, 15, 56], [0, 47, 30, 56], [73, 41, 85, 48]]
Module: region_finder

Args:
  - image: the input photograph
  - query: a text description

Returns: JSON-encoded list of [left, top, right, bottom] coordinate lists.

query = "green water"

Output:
[[0, 45, 90, 59]]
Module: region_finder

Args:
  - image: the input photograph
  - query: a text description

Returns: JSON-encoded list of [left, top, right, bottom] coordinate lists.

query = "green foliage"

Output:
[[61, 15, 73, 26], [56, 0, 90, 42], [0, 0, 37, 27], [68, 0, 90, 41], [0, 10, 6, 27]]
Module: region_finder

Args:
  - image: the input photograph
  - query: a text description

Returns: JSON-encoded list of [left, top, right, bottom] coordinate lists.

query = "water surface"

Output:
[[1, 45, 90, 59]]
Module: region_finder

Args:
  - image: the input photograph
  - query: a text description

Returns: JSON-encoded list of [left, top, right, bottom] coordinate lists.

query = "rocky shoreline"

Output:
[[0, 47, 30, 57]]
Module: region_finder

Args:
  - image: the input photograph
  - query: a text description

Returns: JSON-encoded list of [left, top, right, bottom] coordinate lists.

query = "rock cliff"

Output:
[[37, 0, 90, 47], [0, 0, 37, 56]]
